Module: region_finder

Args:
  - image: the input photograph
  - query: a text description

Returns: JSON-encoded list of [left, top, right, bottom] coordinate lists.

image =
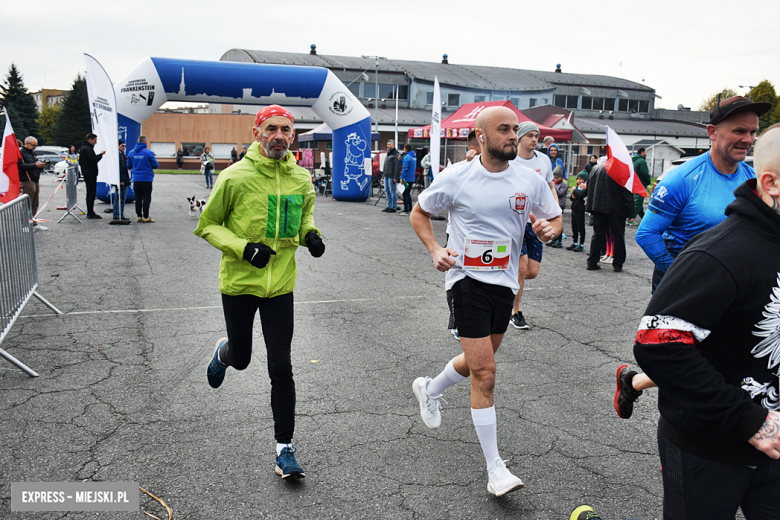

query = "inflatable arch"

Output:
[[114, 58, 373, 201]]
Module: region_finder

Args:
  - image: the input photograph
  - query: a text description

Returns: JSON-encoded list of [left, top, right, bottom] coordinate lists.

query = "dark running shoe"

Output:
[[509, 311, 530, 330], [566, 243, 577, 250], [275, 447, 305, 478], [614, 364, 643, 419], [207, 338, 228, 389]]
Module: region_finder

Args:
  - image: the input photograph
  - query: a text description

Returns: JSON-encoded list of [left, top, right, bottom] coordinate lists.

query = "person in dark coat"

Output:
[[585, 162, 635, 271], [78, 133, 106, 219], [176, 148, 184, 170], [18, 136, 48, 230], [567, 173, 587, 251], [112, 140, 131, 222], [382, 140, 401, 212], [628, 147, 651, 225]]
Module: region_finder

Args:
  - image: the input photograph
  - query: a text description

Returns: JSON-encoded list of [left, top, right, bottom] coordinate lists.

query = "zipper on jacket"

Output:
[[283, 196, 292, 234], [266, 162, 282, 295]]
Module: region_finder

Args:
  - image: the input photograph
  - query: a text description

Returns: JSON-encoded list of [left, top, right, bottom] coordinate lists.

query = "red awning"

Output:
[[408, 100, 572, 141]]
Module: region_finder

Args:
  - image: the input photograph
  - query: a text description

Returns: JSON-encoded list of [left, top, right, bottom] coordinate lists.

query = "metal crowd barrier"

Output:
[[0, 195, 62, 377]]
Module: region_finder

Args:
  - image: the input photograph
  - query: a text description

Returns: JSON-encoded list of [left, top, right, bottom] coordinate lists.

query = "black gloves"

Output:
[[305, 231, 325, 258], [243, 242, 276, 269]]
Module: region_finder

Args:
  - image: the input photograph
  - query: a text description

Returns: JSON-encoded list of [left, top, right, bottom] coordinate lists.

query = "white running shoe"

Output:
[[412, 376, 441, 429], [487, 458, 524, 496], [602, 255, 613, 265], [34, 224, 48, 231]]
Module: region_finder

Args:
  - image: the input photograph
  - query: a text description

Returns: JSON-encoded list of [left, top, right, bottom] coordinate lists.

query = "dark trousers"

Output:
[[658, 430, 780, 520], [634, 193, 646, 219], [134, 181, 153, 218], [588, 212, 626, 268], [402, 182, 412, 212], [84, 176, 97, 215], [219, 292, 296, 444], [19, 180, 39, 221], [571, 210, 586, 244]]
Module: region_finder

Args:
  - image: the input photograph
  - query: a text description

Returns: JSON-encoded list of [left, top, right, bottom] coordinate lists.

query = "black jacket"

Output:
[[584, 163, 634, 218], [635, 180, 780, 466], [78, 141, 102, 178], [119, 150, 130, 185], [383, 148, 401, 180], [570, 185, 587, 212], [18, 146, 42, 183]]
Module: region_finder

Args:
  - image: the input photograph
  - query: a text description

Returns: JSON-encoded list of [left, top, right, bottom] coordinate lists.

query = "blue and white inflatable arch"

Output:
[[114, 58, 373, 201]]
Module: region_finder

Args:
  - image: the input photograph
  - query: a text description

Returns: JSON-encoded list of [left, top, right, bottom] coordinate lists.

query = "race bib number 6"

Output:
[[463, 237, 511, 270]]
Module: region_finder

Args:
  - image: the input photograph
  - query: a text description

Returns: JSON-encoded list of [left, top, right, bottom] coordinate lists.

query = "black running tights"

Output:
[[220, 292, 296, 443]]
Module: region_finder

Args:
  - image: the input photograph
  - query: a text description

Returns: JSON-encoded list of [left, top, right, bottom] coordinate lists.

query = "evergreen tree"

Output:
[[0, 63, 39, 139], [748, 80, 779, 133], [0, 104, 26, 143], [53, 74, 91, 149]]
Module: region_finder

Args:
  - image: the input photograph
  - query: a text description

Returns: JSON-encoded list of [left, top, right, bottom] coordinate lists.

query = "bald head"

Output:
[[474, 106, 519, 165], [756, 124, 780, 176], [475, 106, 517, 133]]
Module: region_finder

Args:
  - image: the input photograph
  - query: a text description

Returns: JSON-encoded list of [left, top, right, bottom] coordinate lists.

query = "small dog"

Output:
[[187, 196, 208, 217]]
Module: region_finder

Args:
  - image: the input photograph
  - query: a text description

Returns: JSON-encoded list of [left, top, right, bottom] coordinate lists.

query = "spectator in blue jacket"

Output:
[[126, 136, 159, 223], [399, 144, 416, 216], [548, 144, 566, 179]]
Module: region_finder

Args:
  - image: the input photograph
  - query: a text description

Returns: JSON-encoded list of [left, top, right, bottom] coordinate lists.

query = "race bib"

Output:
[[463, 237, 511, 270]]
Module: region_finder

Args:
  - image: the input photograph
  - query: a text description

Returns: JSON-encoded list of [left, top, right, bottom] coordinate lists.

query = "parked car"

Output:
[[33, 146, 68, 174]]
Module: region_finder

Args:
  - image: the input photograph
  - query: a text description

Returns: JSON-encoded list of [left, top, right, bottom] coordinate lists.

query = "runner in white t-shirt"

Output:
[[508, 122, 559, 330], [409, 106, 562, 497]]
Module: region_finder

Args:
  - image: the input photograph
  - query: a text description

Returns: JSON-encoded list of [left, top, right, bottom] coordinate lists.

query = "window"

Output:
[[474, 95, 486, 103], [379, 84, 395, 99], [397, 85, 409, 100], [150, 142, 175, 157], [346, 82, 360, 98], [639, 100, 650, 113], [363, 83, 376, 98], [491, 95, 506, 101], [426, 91, 434, 105], [211, 143, 236, 159], [181, 142, 205, 157], [529, 98, 536, 107], [587, 146, 594, 155], [566, 95, 578, 109], [618, 99, 629, 112], [510, 97, 521, 108], [554, 95, 566, 108], [447, 93, 460, 107], [628, 99, 640, 113], [325, 141, 333, 150], [298, 141, 317, 149], [604, 98, 615, 111]]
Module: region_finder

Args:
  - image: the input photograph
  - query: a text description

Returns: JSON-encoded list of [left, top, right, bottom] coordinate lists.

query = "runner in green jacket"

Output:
[[194, 105, 325, 480]]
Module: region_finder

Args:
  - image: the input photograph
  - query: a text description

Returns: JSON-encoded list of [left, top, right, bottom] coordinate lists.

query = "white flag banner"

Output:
[[429, 76, 441, 179], [84, 54, 119, 186]]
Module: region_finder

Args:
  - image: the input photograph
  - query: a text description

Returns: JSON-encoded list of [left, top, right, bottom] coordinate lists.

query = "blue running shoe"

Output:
[[275, 447, 305, 478], [207, 338, 228, 389], [450, 328, 460, 340]]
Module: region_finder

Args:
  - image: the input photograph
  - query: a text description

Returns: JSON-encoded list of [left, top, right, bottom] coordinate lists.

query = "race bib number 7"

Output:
[[463, 237, 511, 270]]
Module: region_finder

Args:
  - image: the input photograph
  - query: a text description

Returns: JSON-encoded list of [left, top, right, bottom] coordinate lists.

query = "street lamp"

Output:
[[739, 85, 756, 100], [362, 55, 386, 148]]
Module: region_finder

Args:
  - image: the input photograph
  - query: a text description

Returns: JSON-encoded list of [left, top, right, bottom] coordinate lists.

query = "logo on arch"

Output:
[[328, 91, 353, 116]]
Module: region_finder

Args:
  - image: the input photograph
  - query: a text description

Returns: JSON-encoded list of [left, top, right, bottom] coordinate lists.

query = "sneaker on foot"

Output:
[[586, 263, 601, 271], [145, 217, 155, 223], [450, 328, 460, 340], [34, 224, 48, 231], [602, 255, 613, 265], [207, 338, 228, 389], [86, 213, 102, 219], [570, 505, 603, 520], [275, 446, 305, 478], [614, 364, 643, 419], [509, 311, 529, 330], [487, 458, 524, 496], [566, 243, 577, 251], [574, 244, 584, 252], [412, 376, 441, 429], [398, 211, 410, 216]]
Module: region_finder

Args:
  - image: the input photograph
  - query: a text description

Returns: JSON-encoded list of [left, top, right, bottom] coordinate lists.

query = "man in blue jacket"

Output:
[[399, 144, 416, 216], [126, 136, 159, 223]]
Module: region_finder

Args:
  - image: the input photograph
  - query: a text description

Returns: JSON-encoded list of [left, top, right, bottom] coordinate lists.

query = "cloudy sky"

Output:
[[2, 0, 779, 111]]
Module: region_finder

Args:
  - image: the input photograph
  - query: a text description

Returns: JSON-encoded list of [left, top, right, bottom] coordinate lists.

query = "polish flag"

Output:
[[605, 125, 647, 197], [0, 107, 22, 204]]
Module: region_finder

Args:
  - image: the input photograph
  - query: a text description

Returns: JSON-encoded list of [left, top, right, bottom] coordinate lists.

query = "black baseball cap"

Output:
[[709, 96, 771, 125]]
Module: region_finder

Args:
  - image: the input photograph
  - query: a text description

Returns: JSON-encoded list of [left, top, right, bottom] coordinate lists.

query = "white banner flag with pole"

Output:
[[394, 86, 399, 146], [429, 76, 441, 179], [84, 54, 119, 186]]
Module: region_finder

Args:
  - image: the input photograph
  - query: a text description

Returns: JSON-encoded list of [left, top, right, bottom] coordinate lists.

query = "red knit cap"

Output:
[[255, 105, 294, 127]]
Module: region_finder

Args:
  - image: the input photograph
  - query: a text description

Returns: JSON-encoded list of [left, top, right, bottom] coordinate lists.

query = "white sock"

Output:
[[471, 406, 499, 472], [276, 443, 292, 456], [427, 359, 467, 398]]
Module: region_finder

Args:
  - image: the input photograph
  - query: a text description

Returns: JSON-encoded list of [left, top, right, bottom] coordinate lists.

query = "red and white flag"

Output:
[[0, 107, 22, 204], [605, 125, 646, 197]]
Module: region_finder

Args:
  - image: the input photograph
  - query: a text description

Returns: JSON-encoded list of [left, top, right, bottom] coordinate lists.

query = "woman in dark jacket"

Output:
[[176, 148, 184, 170]]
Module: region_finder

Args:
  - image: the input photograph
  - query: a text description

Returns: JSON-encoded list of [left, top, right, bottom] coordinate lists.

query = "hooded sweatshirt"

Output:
[[193, 142, 319, 299], [547, 145, 566, 178], [401, 149, 417, 183], [634, 179, 780, 467]]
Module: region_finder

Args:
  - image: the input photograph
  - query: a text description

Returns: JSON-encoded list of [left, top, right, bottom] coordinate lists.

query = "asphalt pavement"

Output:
[[1, 173, 664, 519]]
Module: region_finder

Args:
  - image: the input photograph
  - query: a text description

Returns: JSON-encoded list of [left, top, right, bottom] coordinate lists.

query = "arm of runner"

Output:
[[193, 183, 248, 259], [410, 203, 457, 272], [466, 149, 478, 162], [530, 212, 560, 242], [548, 180, 557, 203], [749, 411, 780, 459], [635, 210, 677, 272]]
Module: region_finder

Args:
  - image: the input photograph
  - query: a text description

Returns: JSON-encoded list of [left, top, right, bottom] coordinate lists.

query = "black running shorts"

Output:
[[451, 277, 514, 339]]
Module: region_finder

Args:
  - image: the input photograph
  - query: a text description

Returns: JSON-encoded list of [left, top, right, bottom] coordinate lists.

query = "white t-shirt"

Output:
[[513, 151, 553, 183], [418, 157, 561, 294]]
